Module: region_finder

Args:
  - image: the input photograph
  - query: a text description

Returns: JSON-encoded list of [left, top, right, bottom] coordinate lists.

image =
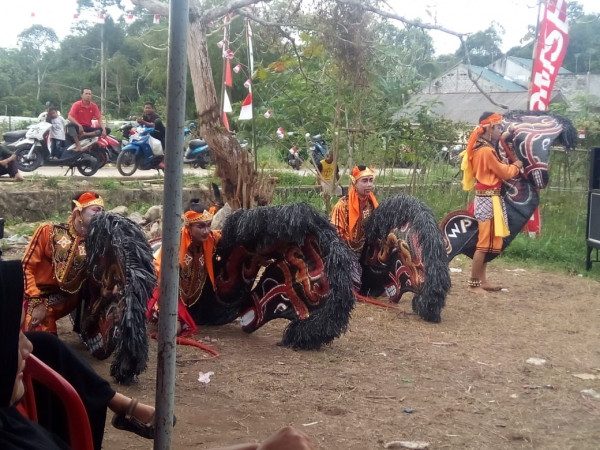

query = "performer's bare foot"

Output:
[[467, 278, 487, 294]]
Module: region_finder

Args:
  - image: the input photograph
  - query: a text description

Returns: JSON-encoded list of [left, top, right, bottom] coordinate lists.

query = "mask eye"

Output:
[[274, 303, 288, 313]]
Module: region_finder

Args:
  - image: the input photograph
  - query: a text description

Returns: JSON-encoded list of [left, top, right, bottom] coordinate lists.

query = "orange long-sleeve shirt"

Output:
[[21, 222, 87, 299], [471, 139, 520, 187]]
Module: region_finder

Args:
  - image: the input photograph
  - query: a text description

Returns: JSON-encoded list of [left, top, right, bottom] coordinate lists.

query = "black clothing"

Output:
[[0, 144, 18, 178], [143, 113, 166, 149], [0, 259, 69, 450], [0, 260, 115, 450], [27, 332, 116, 450]]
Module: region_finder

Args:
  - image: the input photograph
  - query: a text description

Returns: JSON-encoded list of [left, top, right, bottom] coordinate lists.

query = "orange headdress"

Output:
[[72, 192, 104, 211], [348, 166, 378, 235], [460, 113, 503, 191], [179, 209, 216, 287]]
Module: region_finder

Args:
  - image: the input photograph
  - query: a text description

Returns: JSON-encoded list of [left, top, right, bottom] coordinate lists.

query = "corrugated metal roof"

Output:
[[396, 91, 567, 125], [470, 65, 526, 91], [509, 56, 572, 74]]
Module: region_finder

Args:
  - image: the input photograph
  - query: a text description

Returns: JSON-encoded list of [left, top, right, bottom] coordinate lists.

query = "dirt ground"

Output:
[[2, 177, 599, 449], [41, 256, 597, 450]]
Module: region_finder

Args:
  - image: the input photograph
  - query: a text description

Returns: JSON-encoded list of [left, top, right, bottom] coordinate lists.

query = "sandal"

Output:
[[111, 398, 176, 439]]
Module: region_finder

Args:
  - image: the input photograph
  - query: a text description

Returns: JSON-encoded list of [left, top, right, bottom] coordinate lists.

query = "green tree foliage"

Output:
[[453, 24, 504, 67]]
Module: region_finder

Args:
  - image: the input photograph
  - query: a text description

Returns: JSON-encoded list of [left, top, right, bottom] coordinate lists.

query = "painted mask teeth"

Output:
[[87, 333, 103, 353]]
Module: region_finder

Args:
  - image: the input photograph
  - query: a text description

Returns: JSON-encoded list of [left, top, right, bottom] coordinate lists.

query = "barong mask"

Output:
[[213, 202, 355, 350], [499, 114, 563, 190]]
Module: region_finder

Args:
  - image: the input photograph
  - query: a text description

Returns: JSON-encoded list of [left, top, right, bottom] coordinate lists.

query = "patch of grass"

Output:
[[42, 177, 61, 189], [98, 178, 121, 191]]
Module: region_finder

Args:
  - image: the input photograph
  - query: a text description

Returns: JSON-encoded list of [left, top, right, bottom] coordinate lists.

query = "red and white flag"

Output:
[[125, 14, 134, 24], [98, 13, 106, 23], [153, 14, 161, 24], [238, 93, 253, 121], [529, 0, 569, 111], [223, 91, 233, 113], [222, 112, 230, 131]]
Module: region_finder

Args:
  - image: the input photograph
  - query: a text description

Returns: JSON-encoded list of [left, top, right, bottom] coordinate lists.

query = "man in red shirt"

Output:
[[67, 88, 110, 151]]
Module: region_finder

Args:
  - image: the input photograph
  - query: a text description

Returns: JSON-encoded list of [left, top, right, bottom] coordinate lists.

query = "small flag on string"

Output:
[[223, 91, 233, 113], [73, 13, 79, 19], [125, 13, 134, 24], [217, 39, 228, 48], [233, 64, 242, 73], [243, 79, 251, 89], [238, 93, 253, 121], [223, 49, 235, 59], [225, 59, 233, 87], [276, 127, 285, 139], [264, 110, 272, 119], [153, 14, 160, 24], [98, 12, 106, 23], [222, 112, 230, 131], [30, 12, 36, 18]]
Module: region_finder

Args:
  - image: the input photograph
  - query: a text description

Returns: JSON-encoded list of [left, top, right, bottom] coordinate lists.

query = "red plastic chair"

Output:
[[17, 354, 94, 450]]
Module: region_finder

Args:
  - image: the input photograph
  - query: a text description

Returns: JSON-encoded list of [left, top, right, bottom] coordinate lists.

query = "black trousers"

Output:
[[26, 332, 116, 450]]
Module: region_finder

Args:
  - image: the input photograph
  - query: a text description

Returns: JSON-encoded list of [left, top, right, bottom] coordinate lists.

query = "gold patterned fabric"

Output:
[[50, 224, 88, 293], [179, 245, 208, 307]]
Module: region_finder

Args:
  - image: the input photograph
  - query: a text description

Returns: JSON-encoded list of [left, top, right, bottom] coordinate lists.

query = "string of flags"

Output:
[[219, 18, 277, 136]]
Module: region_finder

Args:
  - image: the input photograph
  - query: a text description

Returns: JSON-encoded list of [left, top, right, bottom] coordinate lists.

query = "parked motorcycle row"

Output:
[[1, 118, 216, 177]]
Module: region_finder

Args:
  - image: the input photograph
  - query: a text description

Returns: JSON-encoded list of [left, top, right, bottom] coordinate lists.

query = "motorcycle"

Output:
[[306, 134, 328, 165], [13, 121, 119, 176], [116, 125, 164, 176], [184, 138, 212, 169]]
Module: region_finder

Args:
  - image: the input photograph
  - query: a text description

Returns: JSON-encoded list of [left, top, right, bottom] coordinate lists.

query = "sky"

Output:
[[0, 0, 598, 54]]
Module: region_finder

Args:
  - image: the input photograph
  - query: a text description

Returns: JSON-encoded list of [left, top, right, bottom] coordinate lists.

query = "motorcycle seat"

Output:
[[3, 130, 27, 143], [188, 139, 207, 150]]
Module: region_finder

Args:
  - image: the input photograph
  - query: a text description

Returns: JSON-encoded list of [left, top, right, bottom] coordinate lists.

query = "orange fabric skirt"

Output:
[[476, 218, 503, 253]]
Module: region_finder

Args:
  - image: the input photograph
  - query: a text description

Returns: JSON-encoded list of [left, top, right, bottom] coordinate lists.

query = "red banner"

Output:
[[529, 0, 569, 111], [526, 0, 569, 236]]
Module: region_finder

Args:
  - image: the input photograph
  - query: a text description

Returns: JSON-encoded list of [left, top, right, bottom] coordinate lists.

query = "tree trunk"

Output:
[[187, 19, 260, 209]]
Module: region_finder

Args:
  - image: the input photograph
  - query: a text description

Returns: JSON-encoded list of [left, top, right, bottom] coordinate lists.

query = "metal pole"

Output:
[[154, 0, 188, 448]]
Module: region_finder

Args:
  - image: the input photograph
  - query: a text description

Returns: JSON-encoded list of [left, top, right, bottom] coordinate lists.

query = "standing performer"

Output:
[[460, 112, 523, 293], [148, 200, 221, 335], [22, 192, 104, 333], [331, 165, 378, 287]]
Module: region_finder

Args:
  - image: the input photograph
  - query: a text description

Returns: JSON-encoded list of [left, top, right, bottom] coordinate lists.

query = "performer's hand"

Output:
[[514, 160, 524, 170], [29, 305, 47, 330], [257, 426, 316, 450]]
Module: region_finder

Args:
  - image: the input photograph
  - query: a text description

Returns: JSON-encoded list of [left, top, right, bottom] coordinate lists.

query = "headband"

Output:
[[72, 192, 104, 211], [183, 210, 213, 226], [350, 166, 375, 185]]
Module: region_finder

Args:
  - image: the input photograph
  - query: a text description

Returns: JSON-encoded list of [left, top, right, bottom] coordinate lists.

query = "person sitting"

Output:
[[330, 165, 378, 288], [137, 102, 166, 150], [22, 192, 105, 333], [66, 88, 110, 152], [147, 199, 221, 336], [0, 259, 158, 449], [0, 143, 24, 182], [1, 258, 314, 449]]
